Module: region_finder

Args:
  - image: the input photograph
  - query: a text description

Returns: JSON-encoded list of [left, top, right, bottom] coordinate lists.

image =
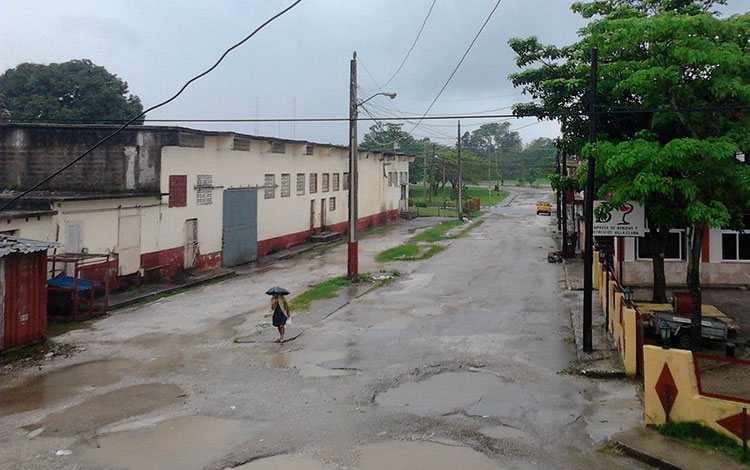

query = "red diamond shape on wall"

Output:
[[717, 411, 749, 440], [655, 363, 678, 415]]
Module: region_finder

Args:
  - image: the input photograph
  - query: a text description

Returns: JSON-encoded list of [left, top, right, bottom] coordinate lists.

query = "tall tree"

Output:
[[0, 59, 144, 123], [509, 1, 750, 335]]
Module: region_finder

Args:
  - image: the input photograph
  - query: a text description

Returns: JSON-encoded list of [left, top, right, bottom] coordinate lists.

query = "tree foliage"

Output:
[[509, 0, 750, 347], [0, 59, 144, 123]]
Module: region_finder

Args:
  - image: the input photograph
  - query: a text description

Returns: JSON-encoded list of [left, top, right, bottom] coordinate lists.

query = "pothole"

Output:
[[76, 415, 262, 470], [358, 440, 500, 470], [25, 383, 184, 437], [374, 371, 505, 412], [253, 350, 348, 378], [231, 454, 330, 470], [0, 358, 138, 415]]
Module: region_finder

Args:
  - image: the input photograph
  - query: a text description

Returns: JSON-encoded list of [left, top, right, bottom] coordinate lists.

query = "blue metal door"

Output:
[[222, 188, 257, 267]]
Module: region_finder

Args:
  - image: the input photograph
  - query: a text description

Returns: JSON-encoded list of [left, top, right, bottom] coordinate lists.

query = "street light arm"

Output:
[[357, 92, 397, 107]]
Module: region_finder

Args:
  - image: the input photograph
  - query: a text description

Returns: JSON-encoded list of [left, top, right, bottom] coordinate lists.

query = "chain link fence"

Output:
[[694, 354, 750, 403]]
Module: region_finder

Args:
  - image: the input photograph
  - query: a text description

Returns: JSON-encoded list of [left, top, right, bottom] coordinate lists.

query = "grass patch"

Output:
[[288, 276, 354, 311], [411, 220, 465, 242], [650, 421, 750, 465], [563, 334, 576, 345], [375, 244, 446, 262], [454, 220, 484, 238]]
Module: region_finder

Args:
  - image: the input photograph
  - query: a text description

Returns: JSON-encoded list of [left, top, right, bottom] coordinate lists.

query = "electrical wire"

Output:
[[408, 0, 504, 134], [0, 0, 305, 213], [380, 0, 437, 89]]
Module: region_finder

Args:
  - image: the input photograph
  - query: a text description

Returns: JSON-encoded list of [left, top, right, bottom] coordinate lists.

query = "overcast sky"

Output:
[[1, 1, 746, 148]]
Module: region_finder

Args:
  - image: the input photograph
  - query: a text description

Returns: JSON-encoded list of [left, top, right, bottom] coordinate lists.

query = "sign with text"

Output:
[[593, 201, 645, 237]]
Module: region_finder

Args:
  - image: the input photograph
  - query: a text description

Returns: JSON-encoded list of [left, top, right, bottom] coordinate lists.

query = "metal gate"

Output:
[[222, 188, 257, 267]]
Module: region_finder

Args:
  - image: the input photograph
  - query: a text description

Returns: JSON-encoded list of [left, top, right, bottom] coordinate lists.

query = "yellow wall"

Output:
[[643, 345, 747, 444]]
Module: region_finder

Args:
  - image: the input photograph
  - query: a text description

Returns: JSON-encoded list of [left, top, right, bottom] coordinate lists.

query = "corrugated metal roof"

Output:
[[0, 235, 60, 258]]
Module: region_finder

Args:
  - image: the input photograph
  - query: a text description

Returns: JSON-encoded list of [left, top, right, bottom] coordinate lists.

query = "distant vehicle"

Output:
[[536, 201, 551, 215]]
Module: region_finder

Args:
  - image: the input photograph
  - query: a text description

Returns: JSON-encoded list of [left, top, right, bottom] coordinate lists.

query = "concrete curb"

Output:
[[110, 271, 236, 310]]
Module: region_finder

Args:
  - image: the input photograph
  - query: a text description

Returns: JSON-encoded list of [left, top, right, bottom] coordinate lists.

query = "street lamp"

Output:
[[348, 51, 397, 280], [659, 321, 672, 349]]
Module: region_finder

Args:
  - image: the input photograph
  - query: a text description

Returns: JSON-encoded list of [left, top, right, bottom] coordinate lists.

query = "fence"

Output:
[[694, 354, 750, 404]]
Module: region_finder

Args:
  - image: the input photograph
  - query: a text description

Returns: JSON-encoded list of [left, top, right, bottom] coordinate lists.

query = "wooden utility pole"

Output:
[[583, 47, 598, 353], [347, 51, 359, 280], [457, 120, 463, 220]]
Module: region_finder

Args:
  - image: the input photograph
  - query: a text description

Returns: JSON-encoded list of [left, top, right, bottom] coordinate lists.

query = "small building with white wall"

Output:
[[0, 123, 412, 287]]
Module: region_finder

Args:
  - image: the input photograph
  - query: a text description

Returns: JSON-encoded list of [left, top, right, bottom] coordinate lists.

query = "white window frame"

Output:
[[280, 173, 291, 198], [636, 229, 686, 261], [264, 174, 276, 199]]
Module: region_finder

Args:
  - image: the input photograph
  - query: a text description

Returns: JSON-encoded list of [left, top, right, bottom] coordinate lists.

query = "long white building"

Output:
[[0, 124, 412, 287]]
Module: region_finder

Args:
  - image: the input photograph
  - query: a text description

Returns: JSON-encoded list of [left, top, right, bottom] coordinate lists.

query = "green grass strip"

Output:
[[411, 220, 464, 242], [649, 422, 750, 465], [288, 276, 354, 311], [375, 243, 446, 262]]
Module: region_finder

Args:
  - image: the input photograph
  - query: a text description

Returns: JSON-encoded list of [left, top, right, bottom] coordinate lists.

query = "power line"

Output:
[[380, 0, 437, 89], [0, 0, 305, 213], [408, 0, 504, 134]]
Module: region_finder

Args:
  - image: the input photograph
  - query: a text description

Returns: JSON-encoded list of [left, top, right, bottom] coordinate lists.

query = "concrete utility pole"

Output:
[[457, 120, 463, 220], [583, 47, 598, 353], [556, 149, 562, 231], [562, 150, 568, 257], [348, 51, 359, 280]]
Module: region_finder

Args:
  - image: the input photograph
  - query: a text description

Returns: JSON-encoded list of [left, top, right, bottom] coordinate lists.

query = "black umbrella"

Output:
[[265, 286, 290, 296]]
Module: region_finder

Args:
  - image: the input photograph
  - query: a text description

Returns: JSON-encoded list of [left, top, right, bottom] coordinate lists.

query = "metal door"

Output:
[[320, 198, 326, 230], [222, 188, 257, 267], [184, 218, 198, 269], [310, 199, 317, 231]]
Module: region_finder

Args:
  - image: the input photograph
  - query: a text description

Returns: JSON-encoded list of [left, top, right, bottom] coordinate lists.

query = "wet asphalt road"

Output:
[[0, 186, 648, 469]]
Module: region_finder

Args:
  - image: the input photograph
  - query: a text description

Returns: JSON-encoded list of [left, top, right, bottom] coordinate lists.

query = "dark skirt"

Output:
[[272, 305, 287, 327]]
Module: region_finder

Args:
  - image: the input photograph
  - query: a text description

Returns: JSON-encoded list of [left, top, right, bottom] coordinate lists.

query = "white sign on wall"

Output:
[[593, 201, 645, 237]]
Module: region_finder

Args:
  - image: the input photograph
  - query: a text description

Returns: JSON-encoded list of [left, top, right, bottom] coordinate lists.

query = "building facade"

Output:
[[1, 124, 412, 286]]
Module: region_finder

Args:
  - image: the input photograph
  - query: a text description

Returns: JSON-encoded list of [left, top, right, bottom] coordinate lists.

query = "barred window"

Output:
[[388, 172, 396, 186], [296, 173, 305, 195], [333, 173, 340, 191], [196, 174, 212, 205], [281, 173, 291, 198], [329, 197, 336, 211], [343, 172, 350, 191], [270, 141, 286, 153], [322, 173, 330, 192], [305, 144, 314, 155], [310, 173, 318, 193], [232, 138, 250, 151], [264, 174, 276, 199]]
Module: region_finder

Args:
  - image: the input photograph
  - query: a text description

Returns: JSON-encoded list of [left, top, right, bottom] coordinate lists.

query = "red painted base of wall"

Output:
[[256, 209, 400, 257]]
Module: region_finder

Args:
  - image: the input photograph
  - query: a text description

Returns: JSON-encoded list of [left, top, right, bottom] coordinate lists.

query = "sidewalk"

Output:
[[562, 257, 748, 469], [563, 257, 625, 377]]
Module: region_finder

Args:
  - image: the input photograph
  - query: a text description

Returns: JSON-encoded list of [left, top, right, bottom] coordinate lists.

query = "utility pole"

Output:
[[561, 150, 568, 257], [423, 146, 427, 205], [556, 149, 562, 231], [457, 120, 463, 220], [347, 51, 359, 280], [583, 47, 598, 353]]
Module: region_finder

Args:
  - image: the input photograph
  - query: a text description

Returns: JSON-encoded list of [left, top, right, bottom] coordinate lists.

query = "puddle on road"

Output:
[[201, 313, 247, 340], [77, 415, 261, 470], [479, 425, 530, 441], [0, 359, 138, 415], [255, 350, 348, 378], [375, 372, 504, 410], [232, 454, 330, 470], [25, 383, 183, 437], [358, 441, 500, 470]]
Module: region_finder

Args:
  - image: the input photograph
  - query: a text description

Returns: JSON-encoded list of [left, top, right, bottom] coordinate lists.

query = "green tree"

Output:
[[511, 0, 750, 348], [0, 59, 144, 123], [361, 122, 423, 153]]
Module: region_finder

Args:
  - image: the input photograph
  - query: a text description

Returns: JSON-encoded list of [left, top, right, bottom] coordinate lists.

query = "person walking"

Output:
[[270, 292, 291, 342]]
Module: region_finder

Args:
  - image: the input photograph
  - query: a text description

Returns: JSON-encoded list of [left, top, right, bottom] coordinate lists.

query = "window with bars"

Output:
[[322, 173, 329, 192], [722, 215, 750, 261], [309, 173, 318, 193], [196, 174, 213, 205], [388, 172, 396, 187], [333, 173, 340, 191], [280, 173, 291, 197], [270, 141, 286, 153], [305, 144, 314, 155], [343, 172, 350, 191], [232, 138, 250, 151], [329, 197, 336, 211], [264, 174, 276, 199], [296, 173, 305, 195]]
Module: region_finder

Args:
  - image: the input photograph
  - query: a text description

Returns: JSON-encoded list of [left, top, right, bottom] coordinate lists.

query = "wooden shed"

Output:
[[0, 235, 59, 351]]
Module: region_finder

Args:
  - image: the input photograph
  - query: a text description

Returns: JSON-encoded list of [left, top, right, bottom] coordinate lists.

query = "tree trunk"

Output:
[[686, 222, 704, 351], [651, 225, 669, 303]]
